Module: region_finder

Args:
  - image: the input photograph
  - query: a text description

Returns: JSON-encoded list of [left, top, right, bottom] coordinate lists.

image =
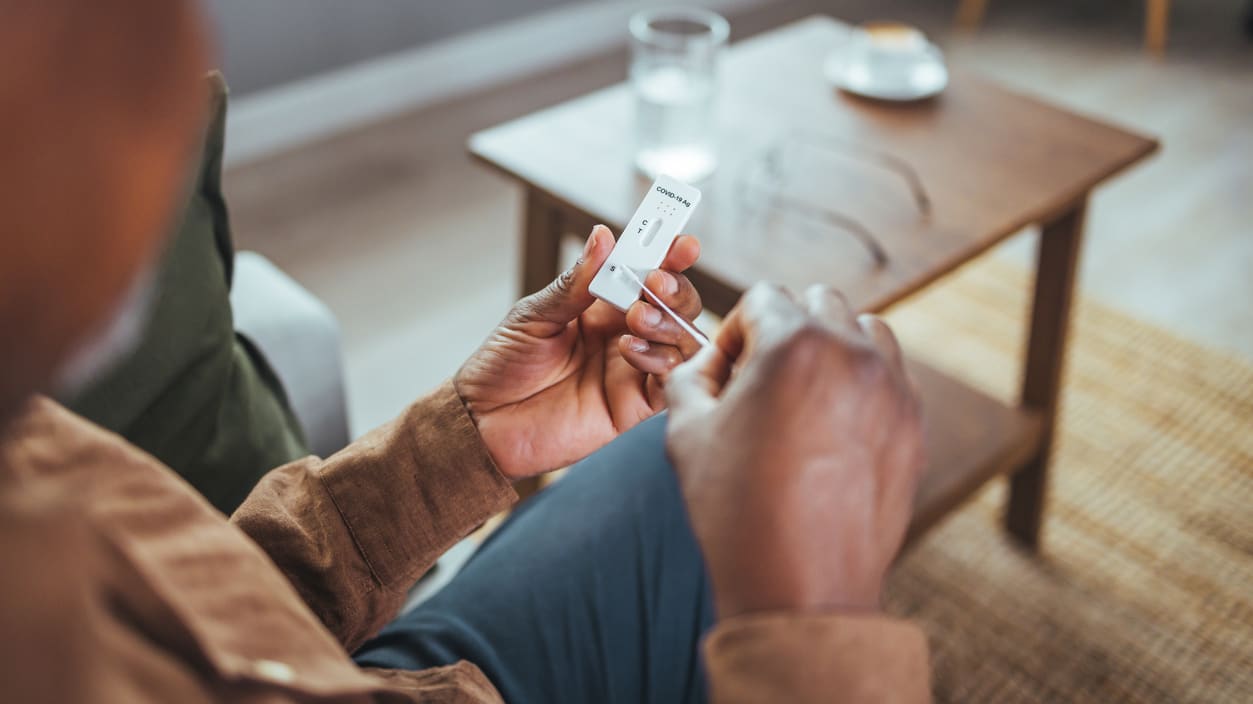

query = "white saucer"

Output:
[[823, 46, 949, 102]]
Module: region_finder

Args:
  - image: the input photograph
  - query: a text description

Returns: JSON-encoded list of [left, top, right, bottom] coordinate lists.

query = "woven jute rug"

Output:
[[881, 255, 1252, 703]]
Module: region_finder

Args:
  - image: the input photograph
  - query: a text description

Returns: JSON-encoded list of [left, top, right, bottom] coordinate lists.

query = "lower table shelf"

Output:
[[905, 359, 1044, 544]]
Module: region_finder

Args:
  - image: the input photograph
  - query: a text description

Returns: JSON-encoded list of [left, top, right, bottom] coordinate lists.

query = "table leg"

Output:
[[1145, 0, 1171, 55], [956, 0, 991, 31], [1006, 199, 1088, 548], [520, 187, 565, 299]]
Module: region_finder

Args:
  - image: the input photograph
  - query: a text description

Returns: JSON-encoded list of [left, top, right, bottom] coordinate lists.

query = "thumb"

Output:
[[513, 225, 614, 334], [666, 343, 731, 419]]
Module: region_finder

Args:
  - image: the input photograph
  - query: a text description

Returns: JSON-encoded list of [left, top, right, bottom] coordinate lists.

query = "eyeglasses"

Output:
[[736, 131, 931, 267]]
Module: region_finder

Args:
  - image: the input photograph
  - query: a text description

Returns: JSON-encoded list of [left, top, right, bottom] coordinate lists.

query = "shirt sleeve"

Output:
[[703, 611, 932, 703], [230, 380, 517, 652]]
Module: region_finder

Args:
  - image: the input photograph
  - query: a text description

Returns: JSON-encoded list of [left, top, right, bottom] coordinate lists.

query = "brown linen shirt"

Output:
[[0, 382, 930, 702]]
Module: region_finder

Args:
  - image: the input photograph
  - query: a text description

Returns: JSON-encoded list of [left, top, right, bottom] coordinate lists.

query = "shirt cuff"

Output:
[[316, 380, 516, 591], [704, 610, 931, 704]]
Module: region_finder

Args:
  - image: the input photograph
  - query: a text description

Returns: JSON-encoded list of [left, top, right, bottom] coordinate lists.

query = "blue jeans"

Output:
[[353, 414, 715, 703]]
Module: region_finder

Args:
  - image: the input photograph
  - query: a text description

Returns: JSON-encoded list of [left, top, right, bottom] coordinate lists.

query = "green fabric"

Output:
[[68, 73, 308, 515]]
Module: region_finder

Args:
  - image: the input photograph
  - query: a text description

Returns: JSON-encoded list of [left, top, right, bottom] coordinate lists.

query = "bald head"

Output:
[[0, 1, 210, 420]]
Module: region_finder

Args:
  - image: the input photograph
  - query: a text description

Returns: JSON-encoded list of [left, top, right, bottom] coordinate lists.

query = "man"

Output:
[[0, 2, 930, 703]]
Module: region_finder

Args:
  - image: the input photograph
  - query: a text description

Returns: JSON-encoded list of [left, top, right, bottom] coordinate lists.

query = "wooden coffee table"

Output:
[[468, 16, 1156, 548]]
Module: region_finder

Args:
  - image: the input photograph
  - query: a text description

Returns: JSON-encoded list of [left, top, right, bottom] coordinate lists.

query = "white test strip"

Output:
[[617, 266, 712, 349], [589, 175, 702, 312]]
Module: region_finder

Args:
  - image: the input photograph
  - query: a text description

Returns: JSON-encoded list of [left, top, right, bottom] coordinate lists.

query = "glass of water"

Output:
[[630, 7, 729, 182]]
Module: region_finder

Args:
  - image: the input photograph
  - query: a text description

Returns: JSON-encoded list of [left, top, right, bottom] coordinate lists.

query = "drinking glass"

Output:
[[629, 7, 729, 182]]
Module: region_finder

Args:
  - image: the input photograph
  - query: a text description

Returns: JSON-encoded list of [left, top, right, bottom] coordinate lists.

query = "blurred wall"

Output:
[[205, 0, 589, 96]]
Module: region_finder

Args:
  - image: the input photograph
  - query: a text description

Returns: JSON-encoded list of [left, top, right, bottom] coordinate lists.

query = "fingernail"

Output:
[[584, 226, 602, 257], [627, 335, 649, 352], [641, 306, 662, 327], [657, 271, 678, 295]]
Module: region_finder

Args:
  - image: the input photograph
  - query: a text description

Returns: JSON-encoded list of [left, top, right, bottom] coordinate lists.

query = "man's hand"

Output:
[[455, 225, 704, 479], [665, 283, 926, 618]]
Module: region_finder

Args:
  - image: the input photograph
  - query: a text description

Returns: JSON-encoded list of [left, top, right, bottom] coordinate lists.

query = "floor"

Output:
[[226, 0, 1253, 433]]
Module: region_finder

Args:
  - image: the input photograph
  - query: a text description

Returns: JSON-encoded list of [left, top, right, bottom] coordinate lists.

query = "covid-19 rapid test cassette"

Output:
[[589, 175, 702, 312]]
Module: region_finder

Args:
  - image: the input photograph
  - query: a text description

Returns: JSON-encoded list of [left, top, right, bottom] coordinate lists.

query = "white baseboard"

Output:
[[225, 0, 769, 167]]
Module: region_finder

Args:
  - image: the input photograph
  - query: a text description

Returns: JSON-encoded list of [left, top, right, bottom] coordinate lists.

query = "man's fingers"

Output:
[[857, 313, 905, 375], [618, 335, 684, 376], [659, 234, 701, 273], [805, 284, 858, 334], [644, 269, 702, 320], [511, 225, 613, 335], [666, 344, 732, 417], [625, 299, 704, 359], [669, 283, 799, 415], [719, 282, 805, 362]]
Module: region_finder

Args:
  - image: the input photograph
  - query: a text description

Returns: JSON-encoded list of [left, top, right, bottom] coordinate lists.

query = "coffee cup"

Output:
[[845, 22, 937, 87]]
